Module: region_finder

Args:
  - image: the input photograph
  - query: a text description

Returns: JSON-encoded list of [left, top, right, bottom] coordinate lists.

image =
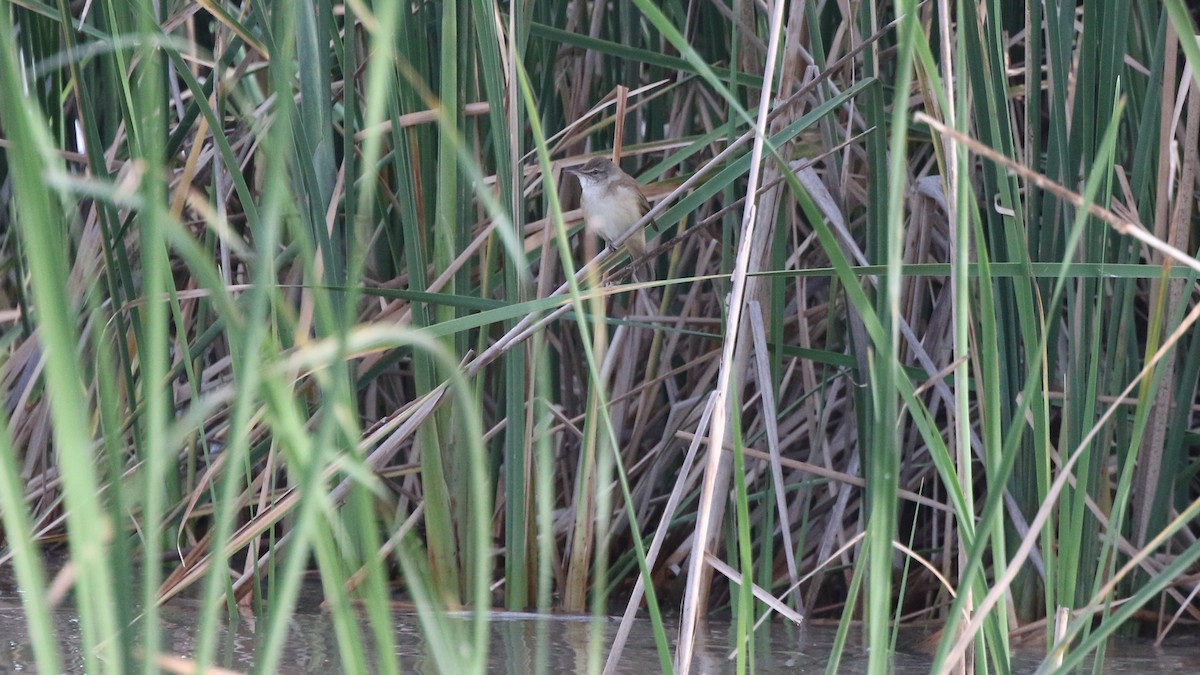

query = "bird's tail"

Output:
[[618, 230, 657, 315]]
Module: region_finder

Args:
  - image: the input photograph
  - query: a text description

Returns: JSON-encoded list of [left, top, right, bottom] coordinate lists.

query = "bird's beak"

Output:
[[563, 165, 582, 176]]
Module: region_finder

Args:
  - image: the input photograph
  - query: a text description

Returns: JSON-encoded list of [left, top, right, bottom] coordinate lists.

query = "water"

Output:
[[0, 570, 1195, 673]]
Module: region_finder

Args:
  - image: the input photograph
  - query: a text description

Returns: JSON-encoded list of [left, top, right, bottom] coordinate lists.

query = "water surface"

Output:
[[1, 569, 1194, 673]]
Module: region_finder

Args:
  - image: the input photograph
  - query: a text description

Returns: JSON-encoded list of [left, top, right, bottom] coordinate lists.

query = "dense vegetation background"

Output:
[[0, 0, 1198, 672]]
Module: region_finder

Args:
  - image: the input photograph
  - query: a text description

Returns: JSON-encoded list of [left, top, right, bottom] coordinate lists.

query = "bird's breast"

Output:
[[580, 185, 644, 239]]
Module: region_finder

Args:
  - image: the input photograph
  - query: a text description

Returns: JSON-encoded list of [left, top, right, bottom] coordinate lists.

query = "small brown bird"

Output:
[[564, 158, 654, 277]]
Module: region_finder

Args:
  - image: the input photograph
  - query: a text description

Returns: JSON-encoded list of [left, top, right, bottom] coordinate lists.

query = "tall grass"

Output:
[[0, 0, 1198, 673]]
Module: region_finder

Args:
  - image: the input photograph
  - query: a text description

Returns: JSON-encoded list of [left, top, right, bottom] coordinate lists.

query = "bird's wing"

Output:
[[637, 189, 657, 228]]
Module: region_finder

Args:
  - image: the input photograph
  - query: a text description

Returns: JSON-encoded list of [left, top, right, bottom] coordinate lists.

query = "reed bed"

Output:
[[0, 0, 1198, 673]]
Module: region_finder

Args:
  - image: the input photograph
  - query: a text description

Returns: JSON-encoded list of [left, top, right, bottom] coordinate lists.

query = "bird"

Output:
[[564, 157, 655, 279]]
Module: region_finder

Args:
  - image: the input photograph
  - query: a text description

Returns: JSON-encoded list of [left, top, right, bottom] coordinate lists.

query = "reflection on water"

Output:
[[1, 571, 1196, 673]]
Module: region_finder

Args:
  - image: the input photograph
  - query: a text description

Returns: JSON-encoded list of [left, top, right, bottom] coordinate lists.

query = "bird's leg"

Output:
[[597, 241, 620, 286]]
